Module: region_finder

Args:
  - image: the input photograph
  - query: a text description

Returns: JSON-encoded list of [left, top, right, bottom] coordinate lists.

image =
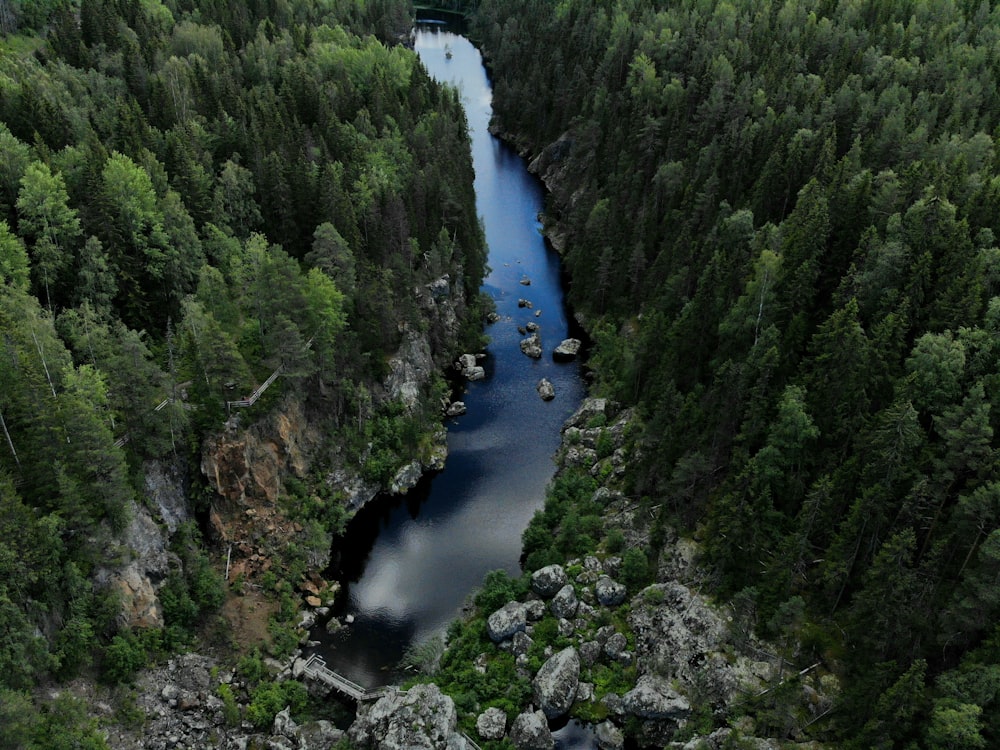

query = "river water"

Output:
[[314, 16, 587, 700]]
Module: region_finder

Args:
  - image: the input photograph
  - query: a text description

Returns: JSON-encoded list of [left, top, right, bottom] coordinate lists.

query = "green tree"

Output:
[[16, 161, 82, 312]]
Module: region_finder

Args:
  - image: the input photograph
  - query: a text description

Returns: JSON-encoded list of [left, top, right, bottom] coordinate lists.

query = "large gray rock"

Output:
[[531, 565, 568, 598], [595, 576, 627, 607], [273, 707, 296, 738], [595, 721, 625, 750], [550, 585, 579, 620], [520, 333, 543, 358], [294, 720, 344, 749], [533, 647, 581, 719], [622, 675, 691, 720], [487, 602, 527, 642], [553, 338, 582, 360], [348, 683, 467, 749], [476, 707, 507, 741], [537, 379, 556, 401], [509, 709, 553, 750]]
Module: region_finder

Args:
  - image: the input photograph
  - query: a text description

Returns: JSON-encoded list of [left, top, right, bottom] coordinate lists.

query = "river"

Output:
[[314, 17, 592, 747]]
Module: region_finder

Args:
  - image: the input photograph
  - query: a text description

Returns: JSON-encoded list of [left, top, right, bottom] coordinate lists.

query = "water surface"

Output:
[[315, 21, 585, 703]]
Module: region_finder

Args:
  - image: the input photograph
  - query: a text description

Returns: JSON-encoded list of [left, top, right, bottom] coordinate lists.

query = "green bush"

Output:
[[102, 633, 147, 684], [474, 570, 527, 613], [620, 548, 652, 590], [247, 679, 308, 728]]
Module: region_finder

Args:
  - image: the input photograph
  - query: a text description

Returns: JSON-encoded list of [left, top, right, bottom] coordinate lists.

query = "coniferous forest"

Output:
[[0, 0, 487, 743], [463, 0, 1000, 746], [3, 0, 1000, 747]]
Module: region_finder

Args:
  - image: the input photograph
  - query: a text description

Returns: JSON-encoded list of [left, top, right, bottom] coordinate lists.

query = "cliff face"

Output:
[[197, 273, 467, 587]]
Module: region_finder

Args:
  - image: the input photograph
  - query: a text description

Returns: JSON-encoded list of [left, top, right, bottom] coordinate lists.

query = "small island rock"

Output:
[[537, 379, 555, 401]]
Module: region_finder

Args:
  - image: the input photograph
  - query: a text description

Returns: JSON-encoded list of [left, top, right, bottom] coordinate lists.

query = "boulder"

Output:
[[622, 675, 691, 720], [531, 565, 568, 598], [520, 333, 543, 358], [537, 379, 555, 401], [553, 338, 582, 360], [604, 632, 628, 661], [348, 683, 465, 749], [520, 277, 531, 286], [445, 401, 467, 417], [595, 576, 627, 607], [476, 707, 507, 741], [595, 721, 625, 750], [533, 647, 581, 719], [456, 354, 486, 381], [509, 709, 553, 750], [295, 719, 344, 749], [550, 584, 579, 620], [518, 298, 533, 308], [525, 321, 540, 332], [524, 599, 547, 621], [579, 640, 601, 666], [511, 630, 534, 657], [487, 602, 527, 642], [273, 707, 297, 738]]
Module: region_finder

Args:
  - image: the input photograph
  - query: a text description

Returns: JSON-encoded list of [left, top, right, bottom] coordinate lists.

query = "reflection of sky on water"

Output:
[[314, 24, 585, 693]]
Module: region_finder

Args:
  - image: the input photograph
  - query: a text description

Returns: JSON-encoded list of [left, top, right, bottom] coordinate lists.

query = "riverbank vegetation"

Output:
[[0, 0, 485, 742], [442, 0, 1000, 746]]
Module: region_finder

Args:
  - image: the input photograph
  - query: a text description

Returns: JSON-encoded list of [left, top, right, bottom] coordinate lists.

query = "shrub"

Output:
[[102, 633, 147, 684]]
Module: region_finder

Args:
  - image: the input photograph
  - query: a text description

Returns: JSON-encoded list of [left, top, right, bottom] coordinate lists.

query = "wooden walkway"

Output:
[[298, 654, 482, 749], [227, 366, 283, 411]]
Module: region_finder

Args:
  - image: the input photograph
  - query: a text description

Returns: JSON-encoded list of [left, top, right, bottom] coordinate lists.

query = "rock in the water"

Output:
[[595, 721, 625, 750], [533, 647, 581, 719], [476, 707, 508, 740], [537, 379, 555, 401], [520, 277, 531, 286], [348, 683, 465, 749], [553, 338, 582, 360], [486, 312, 501, 324], [550, 584, 579, 620], [622, 675, 691, 720], [509, 709, 553, 750], [487, 602, 527, 642], [595, 576, 628, 607], [446, 401, 467, 417], [525, 321, 539, 332], [531, 565, 568, 598], [518, 298, 533, 308], [456, 353, 486, 381], [520, 332, 542, 358]]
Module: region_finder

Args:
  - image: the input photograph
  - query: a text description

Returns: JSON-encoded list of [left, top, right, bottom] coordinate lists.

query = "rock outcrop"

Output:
[[509, 709, 553, 750], [349, 684, 468, 750], [622, 675, 690, 720], [553, 338, 581, 360], [532, 647, 580, 719]]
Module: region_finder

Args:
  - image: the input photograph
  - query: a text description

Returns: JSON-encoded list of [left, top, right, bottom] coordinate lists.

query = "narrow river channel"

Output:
[[314, 18, 594, 747]]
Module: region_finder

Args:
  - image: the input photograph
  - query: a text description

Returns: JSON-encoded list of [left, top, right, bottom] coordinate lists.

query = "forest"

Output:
[[456, 0, 1000, 746], [0, 0, 486, 743]]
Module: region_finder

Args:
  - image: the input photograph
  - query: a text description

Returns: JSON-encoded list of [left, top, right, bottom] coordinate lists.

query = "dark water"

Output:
[[315, 20, 595, 748]]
